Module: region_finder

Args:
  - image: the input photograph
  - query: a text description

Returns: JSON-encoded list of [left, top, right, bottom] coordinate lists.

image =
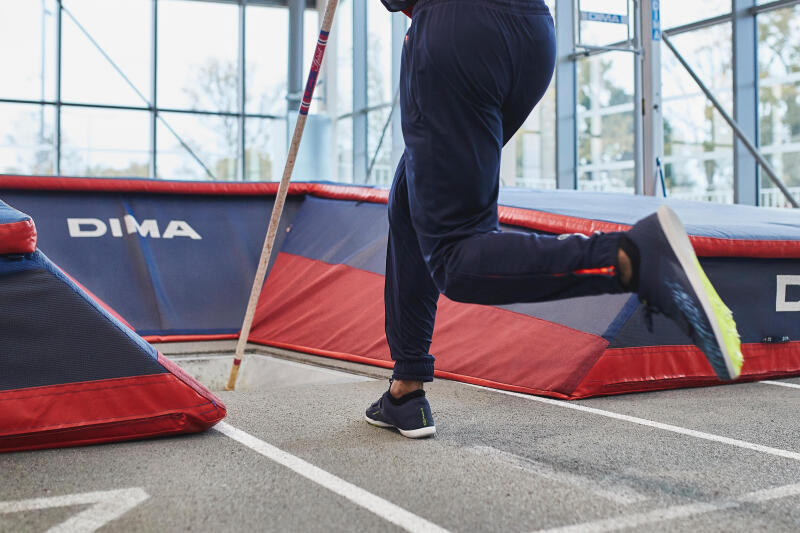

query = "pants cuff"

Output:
[[392, 357, 435, 382]]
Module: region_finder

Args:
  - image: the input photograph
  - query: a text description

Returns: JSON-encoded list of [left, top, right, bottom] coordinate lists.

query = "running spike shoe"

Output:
[[626, 205, 743, 380], [365, 387, 436, 439]]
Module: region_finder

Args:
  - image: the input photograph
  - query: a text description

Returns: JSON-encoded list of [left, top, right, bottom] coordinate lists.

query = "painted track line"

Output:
[[470, 446, 647, 505], [0, 488, 149, 533], [468, 385, 800, 463], [760, 380, 800, 390], [214, 422, 449, 533], [531, 482, 800, 533]]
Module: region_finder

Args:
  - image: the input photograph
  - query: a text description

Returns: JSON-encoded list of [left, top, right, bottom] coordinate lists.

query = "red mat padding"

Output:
[[249, 253, 609, 398], [246, 253, 800, 399], [574, 341, 800, 398], [0, 218, 36, 254], [0, 355, 225, 453]]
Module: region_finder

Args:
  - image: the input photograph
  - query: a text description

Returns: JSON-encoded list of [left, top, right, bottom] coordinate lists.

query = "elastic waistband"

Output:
[[414, 0, 551, 15]]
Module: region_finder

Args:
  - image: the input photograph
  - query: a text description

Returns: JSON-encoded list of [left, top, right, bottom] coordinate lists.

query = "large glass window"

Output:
[[576, 0, 630, 48], [0, 0, 57, 102], [661, 1, 730, 30], [1, 0, 796, 206], [245, 118, 286, 181], [333, 0, 354, 183], [365, 1, 394, 186], [758, 4, 800, 207], [0, 103, 56, 175], [245, 6, 288, 116], [511, 87, 557, 189], [0, 1, 57, 175], [157, 0, 238, 112], [60, 107, 149, 177], [157, 112, 238, 180], [577, 52, 635, 193], [61, 0, 151, 107], [662, 23, 734, 203], [505, 0, 555, 189]]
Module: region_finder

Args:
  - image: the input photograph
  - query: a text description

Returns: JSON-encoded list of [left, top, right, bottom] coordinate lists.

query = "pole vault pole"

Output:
[[226, 0, 339, 391]]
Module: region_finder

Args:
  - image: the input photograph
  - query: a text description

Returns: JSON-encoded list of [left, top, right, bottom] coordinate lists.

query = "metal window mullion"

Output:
[[633, 0, 644, 195], [325, 0, 339, 181], [150, 0, 158, 178], [239, 1, 246, 180], [733, 0, 759, 205], [390, 12, 405, 170], [0, 100, 280, 116], [750, 0, 800, 15], [55, 0, 62, 175], [288, 0, 304, 112], [555, 0, 577, 189], [352, 0, 367, 183], [640, 0, 664, 196], [287, 0, 304, 181], [663, 13, 734, 38]]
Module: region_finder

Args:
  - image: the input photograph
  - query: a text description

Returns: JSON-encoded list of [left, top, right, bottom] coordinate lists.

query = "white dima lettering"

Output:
[[776, 275, 800, 312], [109, 218, 123, 237], [124, 215, 160, 238], [67, 217, 201, 239], [67, 218, 107, 237], [162, 220, 202, 240]]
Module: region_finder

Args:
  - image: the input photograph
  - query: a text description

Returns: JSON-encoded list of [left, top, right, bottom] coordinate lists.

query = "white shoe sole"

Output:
[[656, 205, 741, 380], [364, 414, 437, 439]]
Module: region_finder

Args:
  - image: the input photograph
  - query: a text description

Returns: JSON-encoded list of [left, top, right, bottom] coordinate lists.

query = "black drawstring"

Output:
[[642, 300, 662, 333]]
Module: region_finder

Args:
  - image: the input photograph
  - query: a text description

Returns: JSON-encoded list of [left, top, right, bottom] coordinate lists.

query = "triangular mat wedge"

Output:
[[0, 199, 225, 453]]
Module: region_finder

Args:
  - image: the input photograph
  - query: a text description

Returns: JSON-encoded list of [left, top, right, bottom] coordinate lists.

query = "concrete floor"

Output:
[[2, 341, 799, 532]]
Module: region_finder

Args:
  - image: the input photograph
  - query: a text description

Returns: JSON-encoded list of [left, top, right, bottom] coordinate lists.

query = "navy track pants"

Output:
[[386, 0, 626, 382]]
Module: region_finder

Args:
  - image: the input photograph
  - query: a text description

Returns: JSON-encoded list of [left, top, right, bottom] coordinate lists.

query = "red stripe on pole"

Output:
[[299, 29, 330, 115]]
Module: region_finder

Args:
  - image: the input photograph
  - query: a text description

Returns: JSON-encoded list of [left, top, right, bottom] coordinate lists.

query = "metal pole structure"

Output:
[[662, 34, 799, 207], [287, 0, 305, 113], [226, 0, 340, 391], [732, 0, 759, 205], [238, 1, 247, 180], [150, 0, 158, 178], [367, 90, 398, 182], [555, 0, 577, 189], [633, 0, 644, 195], [390, 12, 406, 169], [640, 0, 664, 196], [55, 0, 62, 175], [352, 0, 368, 183], [40, 0, 46, 143], [325, 0, 339, 180]]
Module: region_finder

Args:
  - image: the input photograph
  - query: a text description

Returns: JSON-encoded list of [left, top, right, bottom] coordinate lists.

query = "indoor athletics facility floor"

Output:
[[2, 341, 799, 532]]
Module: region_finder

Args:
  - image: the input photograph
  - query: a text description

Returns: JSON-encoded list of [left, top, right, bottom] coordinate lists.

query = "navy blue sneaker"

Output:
[[626, 205, 743, 380], [365, 387, 436, 438]]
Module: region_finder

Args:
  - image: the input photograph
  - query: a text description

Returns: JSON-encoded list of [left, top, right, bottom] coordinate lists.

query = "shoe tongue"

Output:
[[387, 389, 426, 405]]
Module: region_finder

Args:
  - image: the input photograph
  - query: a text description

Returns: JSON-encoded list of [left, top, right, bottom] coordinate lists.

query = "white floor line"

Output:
[[0, 488, 149, 533], [469, 446, 647, 505], [466, 384, 800, 463], [531, 482, 800, 533], [760, 380, 800, 390], [214, 422, 449, 533]]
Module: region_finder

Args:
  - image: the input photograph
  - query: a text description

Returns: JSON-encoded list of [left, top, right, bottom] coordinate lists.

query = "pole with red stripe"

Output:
[[226, 0, 339, 391]]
